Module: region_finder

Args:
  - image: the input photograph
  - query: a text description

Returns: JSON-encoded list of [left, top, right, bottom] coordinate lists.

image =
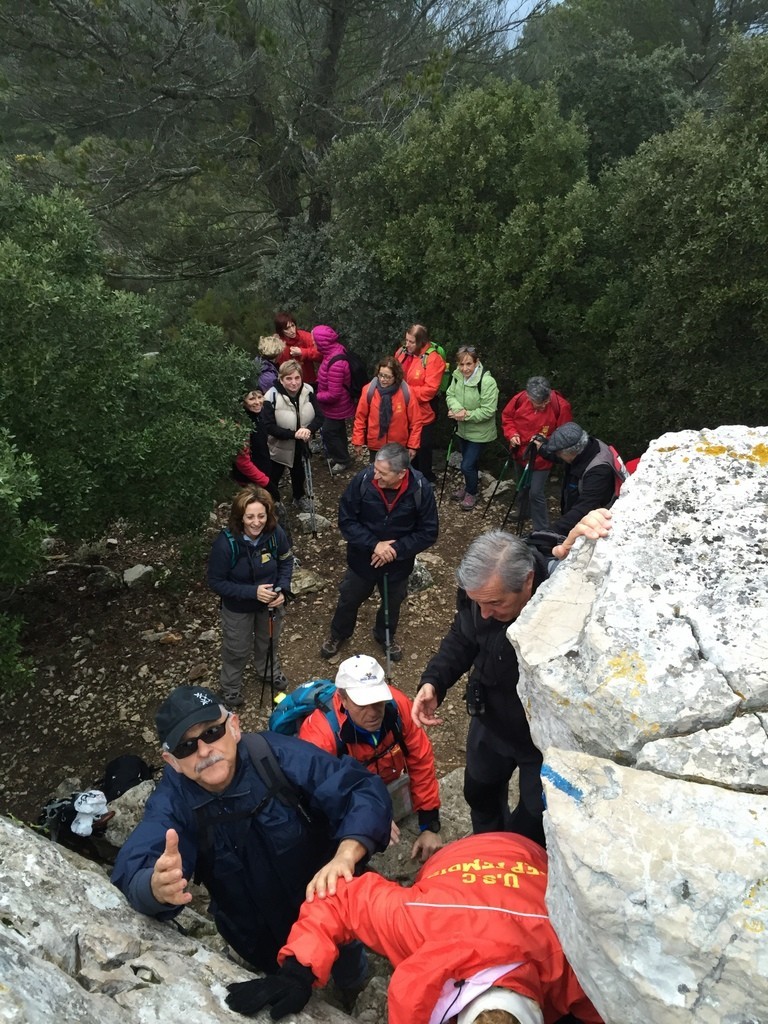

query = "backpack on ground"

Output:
[[328, 348, 369, 401]]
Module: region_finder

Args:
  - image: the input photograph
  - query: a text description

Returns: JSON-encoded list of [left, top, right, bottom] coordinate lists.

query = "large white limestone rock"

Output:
[[0, 816, 353, 1024], [541, 748, 768, 1024], [510, 425, 768, 773], [508, 425, 768, 1023]]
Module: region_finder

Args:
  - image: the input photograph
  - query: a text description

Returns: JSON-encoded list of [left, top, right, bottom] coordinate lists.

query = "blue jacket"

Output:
[[207, 525, 293, 614], [338, 465, 439, 582], [111, 732, 391, 972]]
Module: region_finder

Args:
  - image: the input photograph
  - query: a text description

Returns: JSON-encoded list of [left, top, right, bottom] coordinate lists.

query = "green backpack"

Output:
[[423, 342, 450, 393]]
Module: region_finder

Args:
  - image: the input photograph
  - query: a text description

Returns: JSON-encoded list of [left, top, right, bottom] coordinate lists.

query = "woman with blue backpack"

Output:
[[207, 486, 294, 709]]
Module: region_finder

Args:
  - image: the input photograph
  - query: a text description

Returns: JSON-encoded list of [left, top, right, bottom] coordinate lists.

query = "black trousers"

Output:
[[270, 459, 306, 501], [463, 716, 545, 847], [322, 417, 349, 465], [330, 568, 409, 642], [412, 411, 437, 482]]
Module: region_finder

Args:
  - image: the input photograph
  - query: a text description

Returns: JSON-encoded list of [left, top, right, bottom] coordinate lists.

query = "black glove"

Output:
[[226, 957, 315, 1020]]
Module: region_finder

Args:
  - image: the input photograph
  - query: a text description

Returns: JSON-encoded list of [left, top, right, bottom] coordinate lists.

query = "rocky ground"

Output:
[[1, 449, 561, 828]]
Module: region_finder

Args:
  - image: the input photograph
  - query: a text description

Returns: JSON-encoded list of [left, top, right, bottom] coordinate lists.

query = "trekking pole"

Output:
[[500, 442, 536, 532], [259, 591, 279, 707], [302, 446, 317, 539], [438, 430, 458, 506], [481, 453, 511, 519], [500, 459, 530, 531], [382, 572, 392, 683]]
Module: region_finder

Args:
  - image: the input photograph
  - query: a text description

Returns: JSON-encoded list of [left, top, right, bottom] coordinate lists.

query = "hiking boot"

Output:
[[321, 635, 345, 659], [374, 633, 403, 662], [330, 462, 350, 475], [293, 496, 313, 513], [460, 492, 477, 511], [451, 486, 466, 501], [220, 692, 244, 710]]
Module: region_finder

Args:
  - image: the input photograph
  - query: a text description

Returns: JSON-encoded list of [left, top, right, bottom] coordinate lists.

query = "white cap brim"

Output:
[[342, 679, 392, 705], [457, 988, 543, 1024]]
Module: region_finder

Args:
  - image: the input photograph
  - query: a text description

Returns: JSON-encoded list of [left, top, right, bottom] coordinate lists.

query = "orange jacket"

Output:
[[351, 381, 422, 452], [280, 832, 603, 1024], [500, 390, 573, 471], [394, 346, 446, 425], [298, 687, 439, 815]]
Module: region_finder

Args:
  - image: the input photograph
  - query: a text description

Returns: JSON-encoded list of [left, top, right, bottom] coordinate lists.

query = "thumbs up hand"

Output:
[[150, 828, 192, 906]]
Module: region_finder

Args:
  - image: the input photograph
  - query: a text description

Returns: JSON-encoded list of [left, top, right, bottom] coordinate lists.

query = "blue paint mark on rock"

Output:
[[542, 764, 584, 803]]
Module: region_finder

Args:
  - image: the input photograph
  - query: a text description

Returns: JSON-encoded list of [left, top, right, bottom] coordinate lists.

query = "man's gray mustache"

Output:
[[196, 753, 225, 773]]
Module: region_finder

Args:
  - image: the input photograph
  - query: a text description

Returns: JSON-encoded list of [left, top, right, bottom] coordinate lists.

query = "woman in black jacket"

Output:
[[207, 487, 294, 708]]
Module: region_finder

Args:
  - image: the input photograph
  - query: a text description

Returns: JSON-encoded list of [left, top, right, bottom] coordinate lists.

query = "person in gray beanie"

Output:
[[539, 421, 626, 535], [500, 377, 573, 531]]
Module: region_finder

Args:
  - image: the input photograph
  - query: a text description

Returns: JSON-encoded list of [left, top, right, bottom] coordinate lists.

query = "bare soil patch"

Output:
[[1, 454, 562, 827]]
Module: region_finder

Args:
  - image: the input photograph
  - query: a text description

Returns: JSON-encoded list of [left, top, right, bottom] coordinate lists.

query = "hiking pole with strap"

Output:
[[259, 594, 279, 708], [481, 452, 511, 519], [438, 429, 458, 506], [301, 444, 317, 539], [500, 441, 537, 532], [382, 572, 392, 683]]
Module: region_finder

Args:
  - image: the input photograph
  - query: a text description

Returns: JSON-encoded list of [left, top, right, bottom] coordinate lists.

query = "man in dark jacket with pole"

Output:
[[321, 442, 439, 663], [112, 685, 391, 990]]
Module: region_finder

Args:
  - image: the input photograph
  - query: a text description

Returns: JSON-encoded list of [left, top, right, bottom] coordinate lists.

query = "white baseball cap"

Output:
[[335, 654, 392, 705], [457, 988, 544, 1024]]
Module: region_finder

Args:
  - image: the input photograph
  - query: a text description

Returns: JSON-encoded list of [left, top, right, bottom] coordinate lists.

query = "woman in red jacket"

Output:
[[394, 323, 446, 482], [274, 311, 320, 385], [351, 356, 422, 460]]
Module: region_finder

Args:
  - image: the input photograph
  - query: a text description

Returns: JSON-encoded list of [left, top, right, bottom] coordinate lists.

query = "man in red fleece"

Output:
[[225, 832, 603, 1024]]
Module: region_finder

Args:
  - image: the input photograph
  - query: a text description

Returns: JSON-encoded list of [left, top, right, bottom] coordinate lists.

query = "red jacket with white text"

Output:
[[279, 833, 603, 1024]]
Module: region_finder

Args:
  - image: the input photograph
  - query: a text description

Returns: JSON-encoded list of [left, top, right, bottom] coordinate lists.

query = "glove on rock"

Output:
[[226, 957, 315, 1020]]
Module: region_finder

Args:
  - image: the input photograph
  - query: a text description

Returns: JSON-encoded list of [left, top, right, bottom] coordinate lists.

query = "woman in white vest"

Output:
[[261, 359, 323, 513]]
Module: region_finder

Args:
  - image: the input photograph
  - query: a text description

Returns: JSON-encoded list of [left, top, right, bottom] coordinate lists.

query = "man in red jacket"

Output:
[[225, 832, 604, 1024], [299, 654, 442, 863], [500, 377, 572, 532]]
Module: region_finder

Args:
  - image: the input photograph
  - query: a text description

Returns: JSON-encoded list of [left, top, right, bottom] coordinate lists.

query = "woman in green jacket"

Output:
[[446, 346, 499, 510]]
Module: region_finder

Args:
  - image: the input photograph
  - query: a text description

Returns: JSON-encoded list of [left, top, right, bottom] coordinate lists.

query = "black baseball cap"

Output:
[[156, 686, 224, 751]]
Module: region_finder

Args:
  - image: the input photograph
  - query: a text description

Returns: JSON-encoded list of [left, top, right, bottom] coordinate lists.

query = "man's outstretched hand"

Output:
[[226, 958, 314, 1019]]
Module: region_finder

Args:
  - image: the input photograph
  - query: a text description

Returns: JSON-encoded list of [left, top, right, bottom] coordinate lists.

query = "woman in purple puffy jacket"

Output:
[[313, 325, 355, 473]]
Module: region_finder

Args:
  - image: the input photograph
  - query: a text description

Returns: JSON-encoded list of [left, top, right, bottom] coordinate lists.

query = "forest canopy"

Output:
[[0, 0, 766, 680]]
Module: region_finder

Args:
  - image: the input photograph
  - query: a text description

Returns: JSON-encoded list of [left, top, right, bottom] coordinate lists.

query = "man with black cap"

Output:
[[111, 685, 391, 991], [537, 422, 627, 538]]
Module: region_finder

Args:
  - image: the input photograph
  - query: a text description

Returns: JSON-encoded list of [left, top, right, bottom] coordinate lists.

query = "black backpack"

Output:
[[328, 348, 369, 401]]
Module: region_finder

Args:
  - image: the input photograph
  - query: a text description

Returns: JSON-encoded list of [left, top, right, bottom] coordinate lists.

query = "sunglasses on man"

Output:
[[167, 715, 231, 760]]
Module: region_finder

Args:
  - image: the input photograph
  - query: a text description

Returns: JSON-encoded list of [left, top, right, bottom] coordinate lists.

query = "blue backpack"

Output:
[[269, 679, 341, 742], [269, 679, 409, 762]]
